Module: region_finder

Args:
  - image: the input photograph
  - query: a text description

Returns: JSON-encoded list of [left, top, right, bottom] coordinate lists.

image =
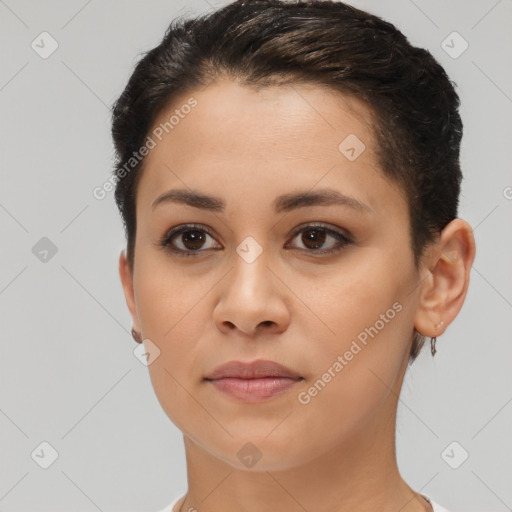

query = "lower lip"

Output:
[[206, 377, 303, 402]]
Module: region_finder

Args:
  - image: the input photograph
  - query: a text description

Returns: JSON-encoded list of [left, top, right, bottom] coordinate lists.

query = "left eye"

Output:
[[286, 224, 352, 254]]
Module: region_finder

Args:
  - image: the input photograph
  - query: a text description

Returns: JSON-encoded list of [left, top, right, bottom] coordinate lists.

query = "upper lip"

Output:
[[205, 359, 303, 380]]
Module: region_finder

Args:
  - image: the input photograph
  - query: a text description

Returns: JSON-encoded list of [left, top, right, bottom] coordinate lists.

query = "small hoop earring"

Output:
[[431, 320, 444, 357], [430, 337, 437, 356], [131, 328, 142, 343]]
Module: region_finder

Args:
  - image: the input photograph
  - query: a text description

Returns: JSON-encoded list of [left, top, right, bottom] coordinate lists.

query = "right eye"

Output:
[[159, 224, 221, 257]]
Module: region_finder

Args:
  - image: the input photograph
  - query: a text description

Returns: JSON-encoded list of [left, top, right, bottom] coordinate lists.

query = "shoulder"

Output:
[[160, 493, 451, 512], [156, 494, 185, 512], [421, 493, 452, 512]]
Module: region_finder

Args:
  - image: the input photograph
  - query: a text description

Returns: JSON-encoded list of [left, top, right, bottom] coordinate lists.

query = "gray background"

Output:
[[0, 0, 511, 511]]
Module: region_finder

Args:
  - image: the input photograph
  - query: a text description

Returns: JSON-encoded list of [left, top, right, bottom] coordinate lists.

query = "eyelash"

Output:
[[158, 222, 353, 258]]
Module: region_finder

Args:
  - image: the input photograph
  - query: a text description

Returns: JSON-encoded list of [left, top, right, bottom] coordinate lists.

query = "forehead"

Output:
[[148, 78, 375, 161], [137, 78, 405, 215]]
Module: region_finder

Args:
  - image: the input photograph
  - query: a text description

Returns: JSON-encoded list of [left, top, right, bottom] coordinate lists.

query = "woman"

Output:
[[112, 1, 476, 511]]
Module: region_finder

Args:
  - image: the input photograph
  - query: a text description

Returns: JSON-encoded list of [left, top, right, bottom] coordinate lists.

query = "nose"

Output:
[[213, 252, 291, 337]]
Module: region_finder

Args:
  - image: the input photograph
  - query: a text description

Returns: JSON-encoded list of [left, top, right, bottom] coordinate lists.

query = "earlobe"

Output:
[[118, 249, 142, 336], [413, 218, 476, 339]]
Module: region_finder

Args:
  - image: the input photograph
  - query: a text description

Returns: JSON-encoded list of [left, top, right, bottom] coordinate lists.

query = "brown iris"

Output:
[[181, 229, 206, 250], [301, 228, 326, 249]]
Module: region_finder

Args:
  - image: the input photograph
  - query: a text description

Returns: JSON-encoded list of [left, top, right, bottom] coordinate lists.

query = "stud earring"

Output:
[[430, 320, 444, 357], [131, 328, 142, 344]]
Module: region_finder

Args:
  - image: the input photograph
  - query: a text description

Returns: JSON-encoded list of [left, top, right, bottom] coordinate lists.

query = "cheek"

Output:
[[295, 251, 413, 409], [135, 260, 210, 430], [300, 251, 407, 345], [134, 253, 205, 337], [133, 256, 215, 381]]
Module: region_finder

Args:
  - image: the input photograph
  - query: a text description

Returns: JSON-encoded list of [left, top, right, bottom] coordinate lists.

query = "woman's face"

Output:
[[120, 79, 425, 470]]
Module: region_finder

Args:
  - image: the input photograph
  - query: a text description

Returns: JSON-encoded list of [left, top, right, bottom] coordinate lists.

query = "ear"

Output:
[[118, 249, 141, 335], [414, 218, 476, 338]]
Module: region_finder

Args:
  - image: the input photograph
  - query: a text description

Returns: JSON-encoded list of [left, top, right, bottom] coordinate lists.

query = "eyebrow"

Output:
[[151, 188, 372, 214]]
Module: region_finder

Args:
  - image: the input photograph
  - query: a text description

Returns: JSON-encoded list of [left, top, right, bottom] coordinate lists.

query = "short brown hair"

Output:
[[111, 0, 463, 362]]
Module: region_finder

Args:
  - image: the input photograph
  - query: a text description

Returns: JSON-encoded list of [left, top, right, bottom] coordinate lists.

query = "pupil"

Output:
[[302, 229, 325, 249], [183, 230, 205, 250]]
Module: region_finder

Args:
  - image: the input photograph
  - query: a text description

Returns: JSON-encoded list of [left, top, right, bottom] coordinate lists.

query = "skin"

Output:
[[119, 78, 476, 512]]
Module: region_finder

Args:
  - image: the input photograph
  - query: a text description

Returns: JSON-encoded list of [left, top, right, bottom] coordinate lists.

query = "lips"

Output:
[[204, 360, 304, 402], [204, 359, 303, 380]]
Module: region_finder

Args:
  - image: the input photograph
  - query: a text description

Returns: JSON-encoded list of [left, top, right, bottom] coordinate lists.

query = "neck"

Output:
[[175, 390, 431, 512]]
